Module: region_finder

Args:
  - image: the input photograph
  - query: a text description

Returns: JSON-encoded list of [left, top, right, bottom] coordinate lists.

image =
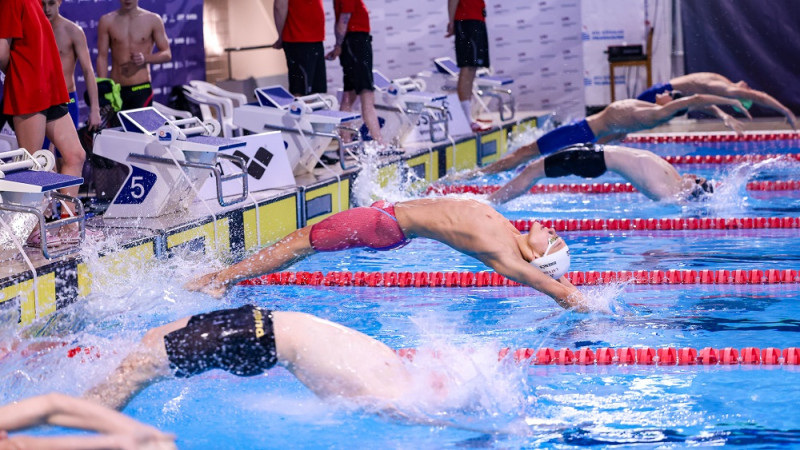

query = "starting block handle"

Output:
[[127, 153, 249, 207], [213, 154, 249, 207], [478, 88, 516, 121], [0, 192, 86, 260], [422, 105, 449, 143], [0, 149, 56, 178], [332, 125, 362, 170]]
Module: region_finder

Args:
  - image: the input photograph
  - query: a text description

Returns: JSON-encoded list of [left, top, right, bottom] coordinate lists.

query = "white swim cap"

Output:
[[532, 238, 571, 279]]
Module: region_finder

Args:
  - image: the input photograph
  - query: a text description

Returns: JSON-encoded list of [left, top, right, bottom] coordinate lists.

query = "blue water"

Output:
[[2, 137, 800, 447]]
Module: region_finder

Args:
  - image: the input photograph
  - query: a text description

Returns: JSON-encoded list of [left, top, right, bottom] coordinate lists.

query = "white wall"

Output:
[[206, 0, 674, 116]]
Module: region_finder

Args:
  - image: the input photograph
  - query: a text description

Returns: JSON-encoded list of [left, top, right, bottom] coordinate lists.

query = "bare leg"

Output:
[[12, 113, 48, 155], [358, 90, 385, 146], [45, 114, 86, 198], [184, 227, 316, 297], [84, 318, 189, 410], [273, 311, 411, 402], [339, 90, 358, 143], [457, 66, 477, 104], [488, 158, 546, 204]]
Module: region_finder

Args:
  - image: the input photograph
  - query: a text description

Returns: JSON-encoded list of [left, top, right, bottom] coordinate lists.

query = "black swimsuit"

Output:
[[164, 305, 278, 377]]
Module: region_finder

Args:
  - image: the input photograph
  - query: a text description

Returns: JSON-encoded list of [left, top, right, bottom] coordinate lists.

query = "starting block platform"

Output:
[[236, 85, 363, 175], [372, 70, 450, 146], [0, 149, 85, 261], [430, 57, 516, 121], [94, 107, 251, 219]]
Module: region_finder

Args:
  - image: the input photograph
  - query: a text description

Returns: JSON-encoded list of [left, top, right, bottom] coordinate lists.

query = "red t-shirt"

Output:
[[0, 0, 68, 115], [283, 0, 325, 43], [335, 0, 370, 34], [454, 0, 486, 22]]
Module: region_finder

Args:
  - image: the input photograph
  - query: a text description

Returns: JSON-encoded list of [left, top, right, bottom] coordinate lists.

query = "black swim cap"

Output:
[[688, 178, 714, 201]]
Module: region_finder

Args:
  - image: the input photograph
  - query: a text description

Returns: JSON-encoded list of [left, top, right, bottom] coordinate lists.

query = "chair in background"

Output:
[[152, 101, 192, 120], [608, 27, 654, 102], [182, 85, 240, 138]]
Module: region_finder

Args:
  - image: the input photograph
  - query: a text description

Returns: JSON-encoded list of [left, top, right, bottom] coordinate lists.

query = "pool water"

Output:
[[2, 137, 800, 447]]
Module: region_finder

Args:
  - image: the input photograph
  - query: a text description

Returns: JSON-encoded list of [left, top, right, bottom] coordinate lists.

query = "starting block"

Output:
[[372, 70, 449, 145], [93, 107, 249, 219], [431, 57, 515, 121], [0, 149, 85, 260], [233, 85, 363, 174]]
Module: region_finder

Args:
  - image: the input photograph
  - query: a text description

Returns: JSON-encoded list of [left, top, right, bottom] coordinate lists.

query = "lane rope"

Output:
[[400, 346, 800, 366], [507, 216, 800, 232], [428, 180, 800, 196], [62, 344, 799, 366], [623, 130, 800, 144], [237, 268, 800, 287]]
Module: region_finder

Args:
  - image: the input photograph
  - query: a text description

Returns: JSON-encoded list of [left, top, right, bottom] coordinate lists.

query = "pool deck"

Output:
[[0, 111, 544, 325]]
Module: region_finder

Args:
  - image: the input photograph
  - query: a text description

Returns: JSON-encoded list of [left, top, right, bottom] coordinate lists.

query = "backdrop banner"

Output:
[[324, 0, 585, 120], [60, 0, 205, 123]]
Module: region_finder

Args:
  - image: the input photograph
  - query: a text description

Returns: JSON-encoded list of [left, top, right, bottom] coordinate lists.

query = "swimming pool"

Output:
[[2, 134, 799, 447]]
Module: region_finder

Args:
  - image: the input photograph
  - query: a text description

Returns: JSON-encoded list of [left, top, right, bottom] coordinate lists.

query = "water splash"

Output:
[[381, 312, 530, 433], [352, 141, 426, 206], [703, 155, 795, 217]]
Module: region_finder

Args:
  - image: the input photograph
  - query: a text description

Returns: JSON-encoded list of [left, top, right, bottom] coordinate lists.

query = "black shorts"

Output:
[[2, 103, 68, 131], [120, 82, 154, 111], [164, 305, 278, 377], [544, 144, 608, 179], [283, 42, 328, 96], [454, 20, 490, 68], [340, 32, 375, 94]]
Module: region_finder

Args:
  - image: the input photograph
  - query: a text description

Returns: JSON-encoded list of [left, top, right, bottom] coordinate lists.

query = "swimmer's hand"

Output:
[[442, 168, 482, 182], [184, 272, 228, 299], [122, 431, 177, 450], [722, 114, 746, 136]]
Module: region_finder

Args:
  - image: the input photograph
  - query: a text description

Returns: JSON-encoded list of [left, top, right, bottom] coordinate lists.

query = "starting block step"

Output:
[[0, 171, 83, 193], [313, 109, 361, 122]]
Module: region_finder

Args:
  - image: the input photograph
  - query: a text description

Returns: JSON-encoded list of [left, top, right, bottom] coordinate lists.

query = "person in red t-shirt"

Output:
[[272, 0, 327, 96], [325, 0, 384, 146], [0, 0, 85, 199], [446, 0, 490, 132]]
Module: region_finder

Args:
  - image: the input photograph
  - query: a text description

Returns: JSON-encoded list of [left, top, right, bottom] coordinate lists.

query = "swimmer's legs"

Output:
[[273, 311, 412, 403], [84, 317, 189, 410]]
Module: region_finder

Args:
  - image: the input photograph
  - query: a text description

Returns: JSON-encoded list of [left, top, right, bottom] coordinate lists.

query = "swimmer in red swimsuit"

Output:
[[186, 197, 585, 311]]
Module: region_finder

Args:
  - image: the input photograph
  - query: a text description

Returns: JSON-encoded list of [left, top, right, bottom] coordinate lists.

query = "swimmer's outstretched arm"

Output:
[[0, 393, 174, 448], [640, 94, 752, 127], [487, 255, 589, 312], [722, 85, 797, 129], [488, 159, 546, 204], [184, 227, 316, 298], [478, 141, 542, 175], [699, 105, 746, 135]]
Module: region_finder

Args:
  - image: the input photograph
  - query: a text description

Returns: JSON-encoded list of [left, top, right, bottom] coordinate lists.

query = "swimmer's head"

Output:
[[41, 0, 61, 20], [528, 222, 571, 279], [682, 174, 714, 201]]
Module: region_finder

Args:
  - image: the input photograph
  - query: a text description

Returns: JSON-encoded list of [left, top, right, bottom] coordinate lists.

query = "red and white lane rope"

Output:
[[663, 154, 800, 164], [623, 130, 800, 144], [428, 180, 800, 196], [508, 216, 800, 232], [237, 268, 800, 288], [398, 346, 800, 366], [63, 344, 799, 366]]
